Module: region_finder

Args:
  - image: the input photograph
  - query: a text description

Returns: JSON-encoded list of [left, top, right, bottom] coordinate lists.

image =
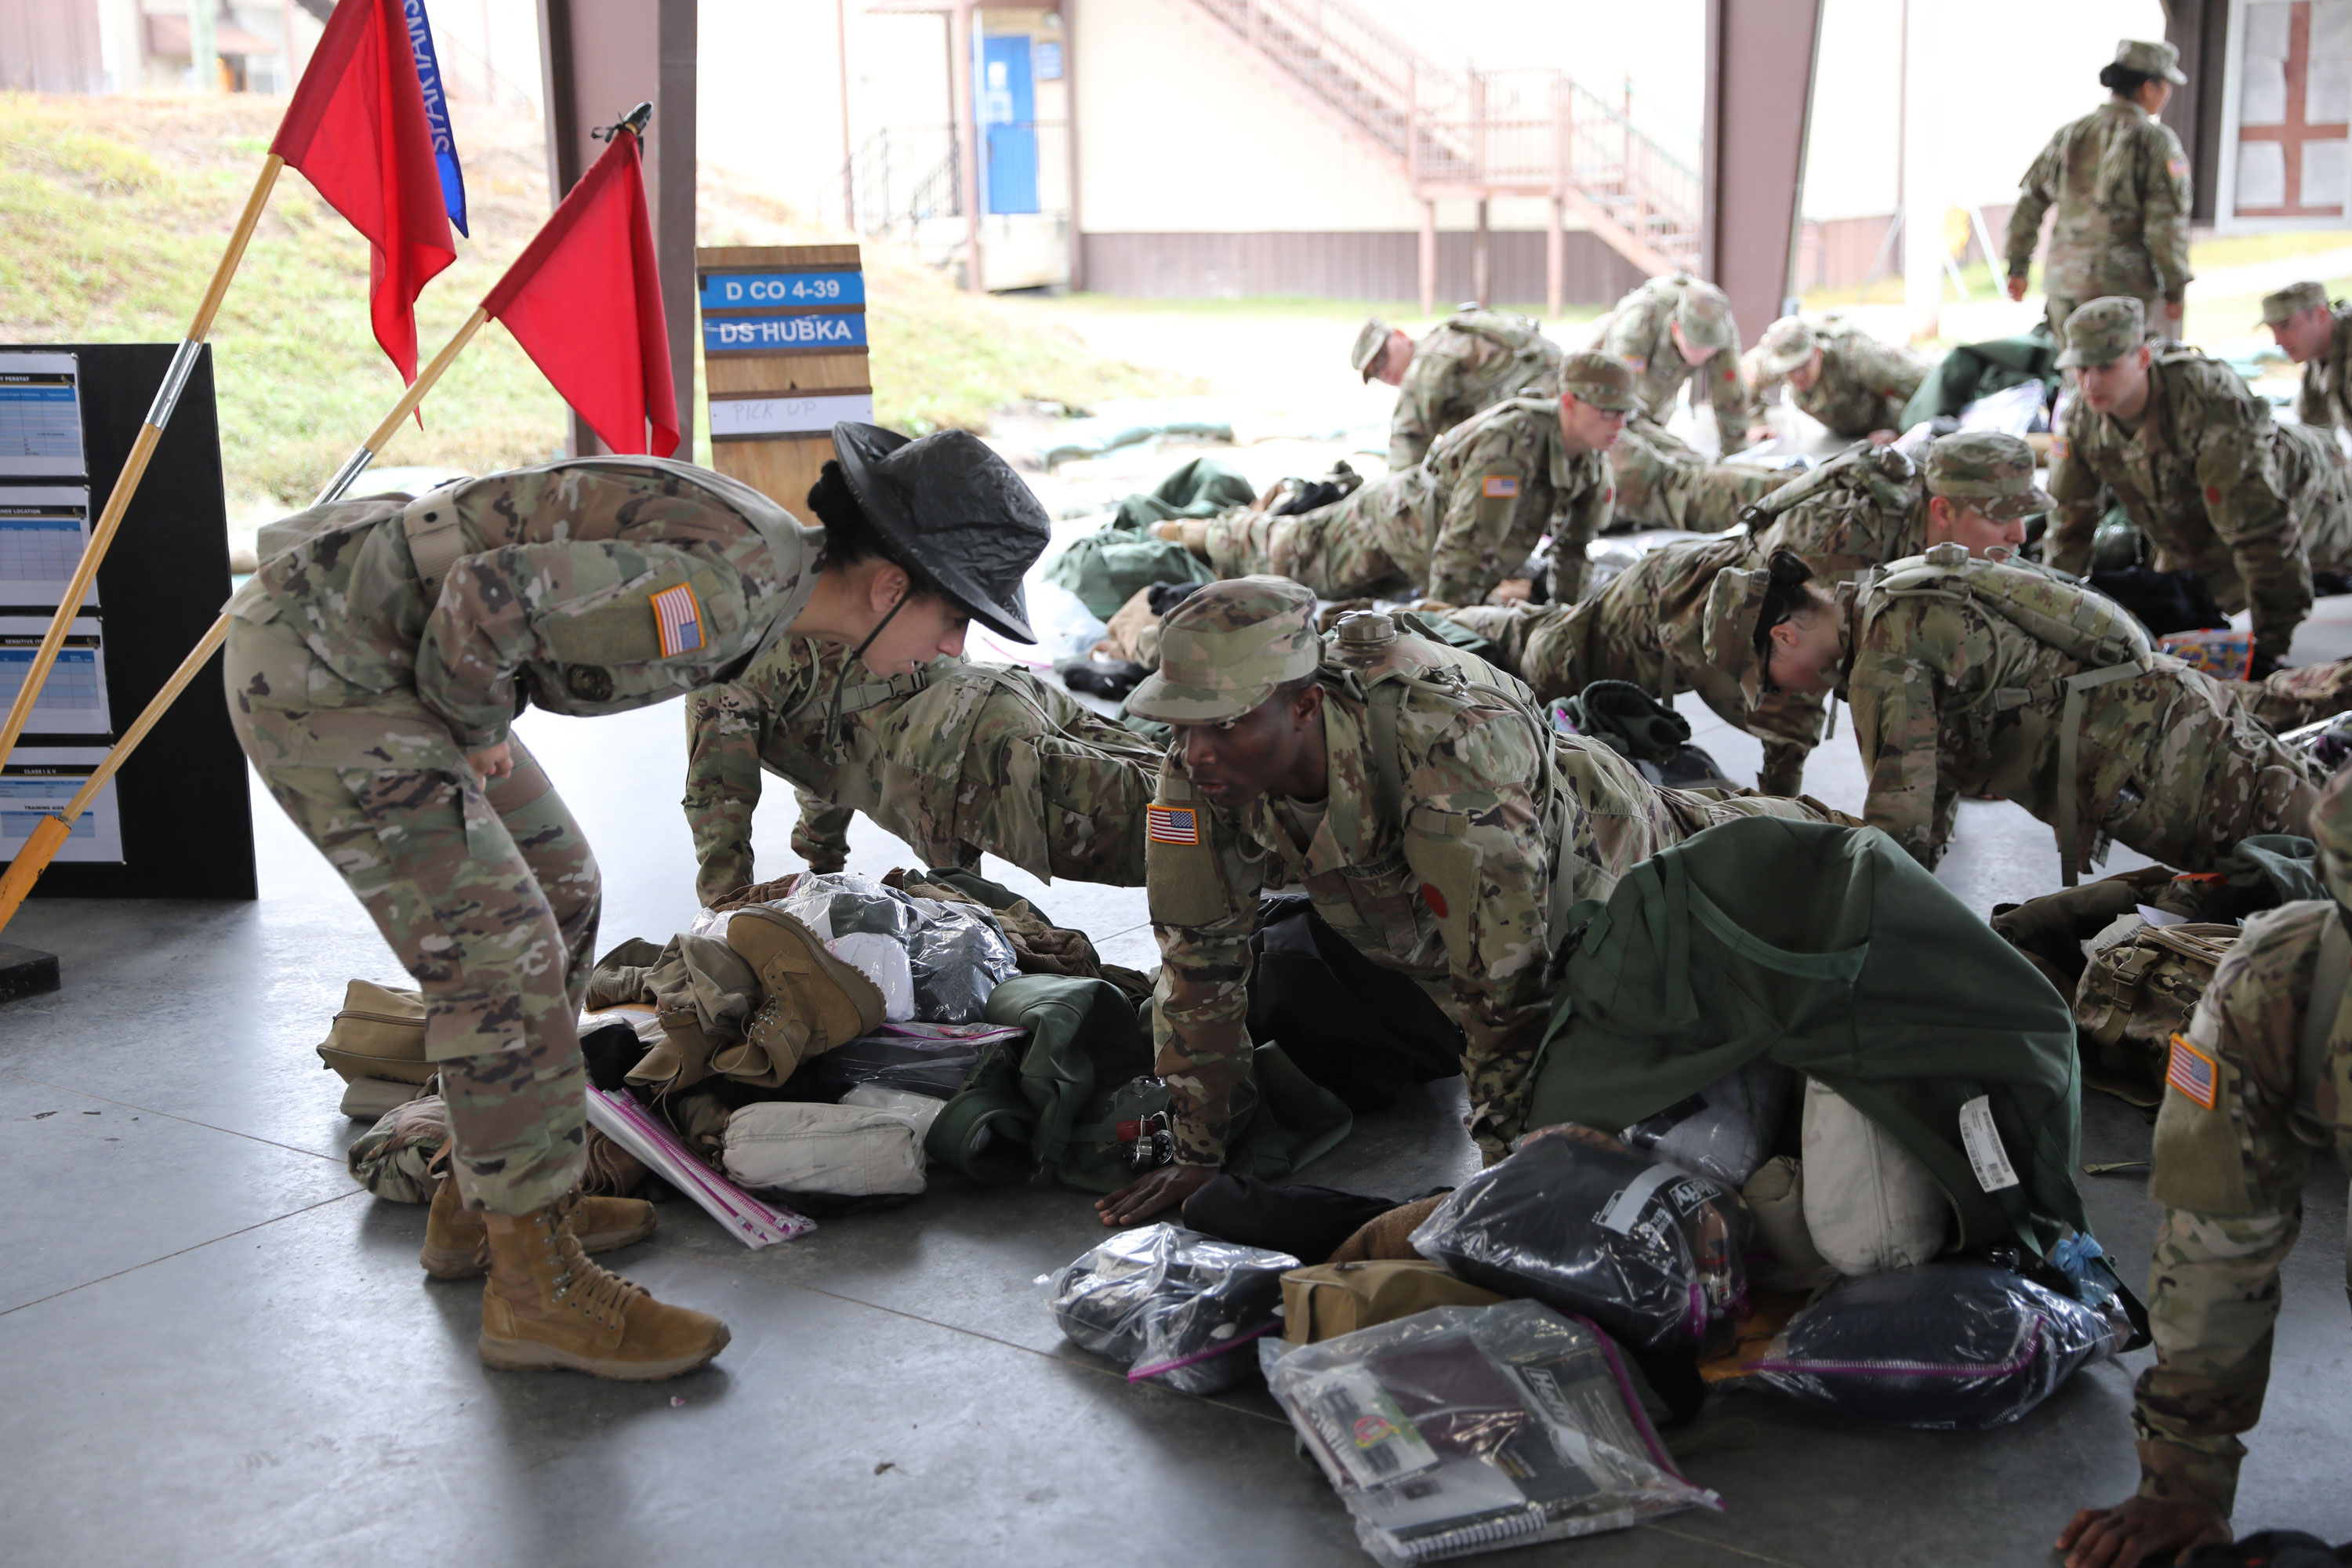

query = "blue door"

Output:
[[979, 35, 1038, 215]]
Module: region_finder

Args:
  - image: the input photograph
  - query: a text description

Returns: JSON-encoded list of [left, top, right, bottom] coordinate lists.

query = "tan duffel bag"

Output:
[[315, 980, 432, 1087], [1279, 1259, 1502, 1345]]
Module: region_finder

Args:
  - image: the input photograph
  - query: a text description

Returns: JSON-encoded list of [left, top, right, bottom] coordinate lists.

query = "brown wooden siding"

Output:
[[1077, 230, 1649, 306]]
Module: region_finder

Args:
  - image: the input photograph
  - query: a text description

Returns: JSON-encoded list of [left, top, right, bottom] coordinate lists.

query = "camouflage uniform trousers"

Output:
[[1199, 482, 1424, 600], [225, 615, 596, 1214], [2079, 672, 2321, 873], [789, 788, 854, 874], [1608, 416, 1787, 533], [2231, 656, 2352, 730]]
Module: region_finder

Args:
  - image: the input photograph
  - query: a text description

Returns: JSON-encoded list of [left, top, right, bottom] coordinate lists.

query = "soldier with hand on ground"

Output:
[[1092, 578, 1835, 1227], [224, 425, 1049, 1381], [2266, 279, 2352, 435], [1743, 315, 1929, 445], [2045, 297, 2336, 673], [2056, 767, 2351, 1568], [1156, 351, 1634, 605], [1593, 272, 1788, 532], [2005, 38, 2193, 348], [1354, 309, 1565, 470]]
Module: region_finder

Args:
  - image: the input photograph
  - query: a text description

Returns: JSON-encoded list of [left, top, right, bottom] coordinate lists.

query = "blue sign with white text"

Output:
[[699, 272, 866, 310], [702, 314, 868, 353], [403, 0, 468, 236]]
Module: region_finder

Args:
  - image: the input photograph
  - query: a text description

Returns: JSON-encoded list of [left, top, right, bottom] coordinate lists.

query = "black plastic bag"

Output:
[[1045, 1223, 1298, 1394]]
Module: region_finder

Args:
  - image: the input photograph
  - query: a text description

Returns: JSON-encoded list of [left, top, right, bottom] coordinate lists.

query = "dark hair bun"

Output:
[[2100, 63, 2154, 96], [1766, 548, 1814, 587]]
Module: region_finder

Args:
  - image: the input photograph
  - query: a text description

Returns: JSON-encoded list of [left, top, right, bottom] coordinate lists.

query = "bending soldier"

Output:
[[1094, 578, 1835, 1226], [2004, 39, 2193, 347], [2259, 279, 2352, 573], [1353, 310, 1565, 470], [1744, 316, 1929, 444], [224, 427, 1048, 1380], [1157, 352, 1633, 604], [1753, 430, 2048, 580], [2057, 767, 2350, 1568], [2046, 297, 2326, 671], [1595, 271, 1787, 532]]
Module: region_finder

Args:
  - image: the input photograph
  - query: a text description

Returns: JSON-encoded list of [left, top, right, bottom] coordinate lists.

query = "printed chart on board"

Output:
[[0, 745, 120, 863], [0, 489, 98, 608], [0, 614, 111, 735], [0, 352, 86, 478]]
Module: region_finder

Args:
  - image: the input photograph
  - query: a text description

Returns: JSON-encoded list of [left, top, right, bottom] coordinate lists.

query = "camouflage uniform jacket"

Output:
[[227, 457, 815, 751], [683, 639, 1161, 902], [2048, 349, 2314, 660], [1390, 310, 1566, 469], [1767, 328, 1929, 439], [2003, 100, 2194, 303], [1751, 448, 1927, 580], [2136, 899, 2352, 1512], [2295, 301, 2352, 432], [1597, 277, 1753, 455], [1397, 395, 1613, 605], [1147, 646, 1730, 1166]]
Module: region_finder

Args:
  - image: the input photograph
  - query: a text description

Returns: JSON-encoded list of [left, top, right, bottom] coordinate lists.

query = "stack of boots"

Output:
[[478, 1204, 729, 1380], [420, 1177, 655, 1281]]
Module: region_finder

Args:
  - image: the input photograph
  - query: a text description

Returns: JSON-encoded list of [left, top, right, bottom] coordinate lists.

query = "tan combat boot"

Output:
[[419, 1176, 657, 1280], [478, 1205, 730, 1380]]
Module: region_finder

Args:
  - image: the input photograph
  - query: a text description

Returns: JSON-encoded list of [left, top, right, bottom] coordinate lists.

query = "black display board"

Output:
[[2, 343, 255, 900]]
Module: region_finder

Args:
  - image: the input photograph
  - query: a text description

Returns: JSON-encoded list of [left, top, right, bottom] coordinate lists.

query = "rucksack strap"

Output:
[[1367, 682, 1406, 827], [2295, 905, 2350, 1143], [2055, 662, 2144, 887]]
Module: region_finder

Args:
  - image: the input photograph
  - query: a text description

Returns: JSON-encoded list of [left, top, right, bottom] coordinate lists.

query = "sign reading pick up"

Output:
[[699, 270, 865, 310], [703, 314, 868, 354], [708, 391, 876, 441]]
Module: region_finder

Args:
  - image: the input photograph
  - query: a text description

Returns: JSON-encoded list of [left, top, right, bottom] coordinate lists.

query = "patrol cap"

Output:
[[1352, 318, 1394, 380], [1756, 317, 1818, 378], [1701, 564, 1773, 709], [830, 423, 1051, 642], [1675, 278, 1737, 354], [2261, 280, 2329, 325], [2314, 767, 2352, 905], [2056, 296, 2147, 368], [1923, 431, 2053, 520], [2114, 38, 2187, 85], [1558, 350, 1639, 412], [1125, 575, 1321, 724]]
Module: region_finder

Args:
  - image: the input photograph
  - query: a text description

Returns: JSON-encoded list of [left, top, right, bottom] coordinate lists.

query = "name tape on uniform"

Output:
[[702, 314, 867, 354], [650, 583, 704, 658], [2166, 1033, 2219, 1109], [1146, 805, 1199, 845], [699, 270, 865, 310]]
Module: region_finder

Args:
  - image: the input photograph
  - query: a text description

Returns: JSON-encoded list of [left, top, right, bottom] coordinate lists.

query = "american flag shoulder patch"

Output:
[[2166, 1033, 2220, 1109], [1483, 474, 1519, 498], [650, 583, 705, 658], [2051, 434, 2069, 461], [1147, 804, 1200, 845], [2168, 156, 2188, 180], [1624, 355, 1647, 375]]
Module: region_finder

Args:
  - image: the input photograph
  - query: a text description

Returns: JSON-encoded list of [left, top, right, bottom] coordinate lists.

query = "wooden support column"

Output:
[[949, 0, 983, 294], [1698, 0, 1824, 345], [1064, 0, 1083, 291], [1418, 200, 1437, 316], [1546, 196, 1564, 318], [1473, 198, 1490, 308]]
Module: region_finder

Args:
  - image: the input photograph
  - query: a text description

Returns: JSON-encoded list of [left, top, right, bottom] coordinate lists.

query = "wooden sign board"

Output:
[[696, 243, 872, 515]]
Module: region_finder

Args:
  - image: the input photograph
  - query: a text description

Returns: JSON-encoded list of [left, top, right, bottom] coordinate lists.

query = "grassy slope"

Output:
[[0, 92, 1175, 512]]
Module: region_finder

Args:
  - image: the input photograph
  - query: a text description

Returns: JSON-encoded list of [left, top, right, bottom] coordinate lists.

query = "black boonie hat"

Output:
[[830, 423, 1051, 642]]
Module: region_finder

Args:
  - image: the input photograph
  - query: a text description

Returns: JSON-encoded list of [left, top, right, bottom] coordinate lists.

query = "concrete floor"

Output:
[[5, 601, 2351, 1566]]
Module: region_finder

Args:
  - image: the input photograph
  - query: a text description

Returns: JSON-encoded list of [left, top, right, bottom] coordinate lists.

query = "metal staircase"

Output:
[[1178, 0, 1701, 281]]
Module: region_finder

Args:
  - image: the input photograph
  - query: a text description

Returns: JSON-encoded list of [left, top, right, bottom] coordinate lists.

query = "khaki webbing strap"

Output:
[[2056, 662, 2145, 887], [1367, 682, 1406, 827], [399, 491, 468, 600], [2296, 906, 2350, 1141]]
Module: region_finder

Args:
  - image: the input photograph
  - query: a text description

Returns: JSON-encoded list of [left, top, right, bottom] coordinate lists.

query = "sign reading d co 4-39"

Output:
[[702, 314, 869, 354], [699, 271, 866, 309]]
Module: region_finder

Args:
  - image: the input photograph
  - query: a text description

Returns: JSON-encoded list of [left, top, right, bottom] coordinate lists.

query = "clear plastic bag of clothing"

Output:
[[692, 872, 1020, 1023], [1751, 1261, 2127, 1429], [1269, 1301, 1719, 1566], [797, 1021, 1029, 1101], [1044, 1222, 1298, 1395], [1619, 1061, 1794, 1188], [1410, 1130, 1751, 1354]]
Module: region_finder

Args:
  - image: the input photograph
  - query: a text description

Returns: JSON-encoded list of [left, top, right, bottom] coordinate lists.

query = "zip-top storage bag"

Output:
[[1045, 1223, 1298, 1394], [1269, 1300, 1717, 1566]]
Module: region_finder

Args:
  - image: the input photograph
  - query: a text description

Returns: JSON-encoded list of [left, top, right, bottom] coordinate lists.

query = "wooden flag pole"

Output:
[[0, 155, 284, 774], [0, 296, 505, 935]]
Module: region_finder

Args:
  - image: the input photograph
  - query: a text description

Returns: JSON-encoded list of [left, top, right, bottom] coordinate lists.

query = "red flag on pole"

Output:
[[269, 0, 456, 383], [482, 130, 680, 458]]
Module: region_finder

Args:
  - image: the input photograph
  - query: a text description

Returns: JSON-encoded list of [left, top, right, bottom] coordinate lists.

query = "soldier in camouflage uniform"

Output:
[[1432, 533, 1824, 797], [224, 428, 1049, 1379], [1352, 310, 1566, 470], [1092, 578, 1836, 1226], [1751, 429, 2053, 581], [683, 637, 1162, 903], [2261, 278, 2352, 574], [1751, 537, 2322, 877], [2047, 297, 2324, 670], [1743, 316, 1929, 442], [1595, 273, 1785, 532], [1160, 352, 1634, 604], [2057, 768, 2352, 1568], [2005, 38, 2194, 349]]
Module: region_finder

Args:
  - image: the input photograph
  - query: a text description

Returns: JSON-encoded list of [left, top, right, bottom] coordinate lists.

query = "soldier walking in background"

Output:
[[1354, 309, 1565, 470], [2004, 38, 2194, 349]]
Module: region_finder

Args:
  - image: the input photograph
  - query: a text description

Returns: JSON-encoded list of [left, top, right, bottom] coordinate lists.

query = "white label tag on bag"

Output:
[[1958, 1095, 2020, 1192]]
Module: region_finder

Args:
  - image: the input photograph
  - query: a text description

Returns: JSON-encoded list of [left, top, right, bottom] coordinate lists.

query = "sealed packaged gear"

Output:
[[1619, 1061, 1795, 1188], [796, 1020, 1029, 1099], [1269, 1301, 1718, 1565], [1751, 1261, 2125, 1429], [1044, 1223, 1298, 1394], [721, 1102, 927, 1199], [1410, 1130, 1750, 1353], [695, 872, 1019, 1023]]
